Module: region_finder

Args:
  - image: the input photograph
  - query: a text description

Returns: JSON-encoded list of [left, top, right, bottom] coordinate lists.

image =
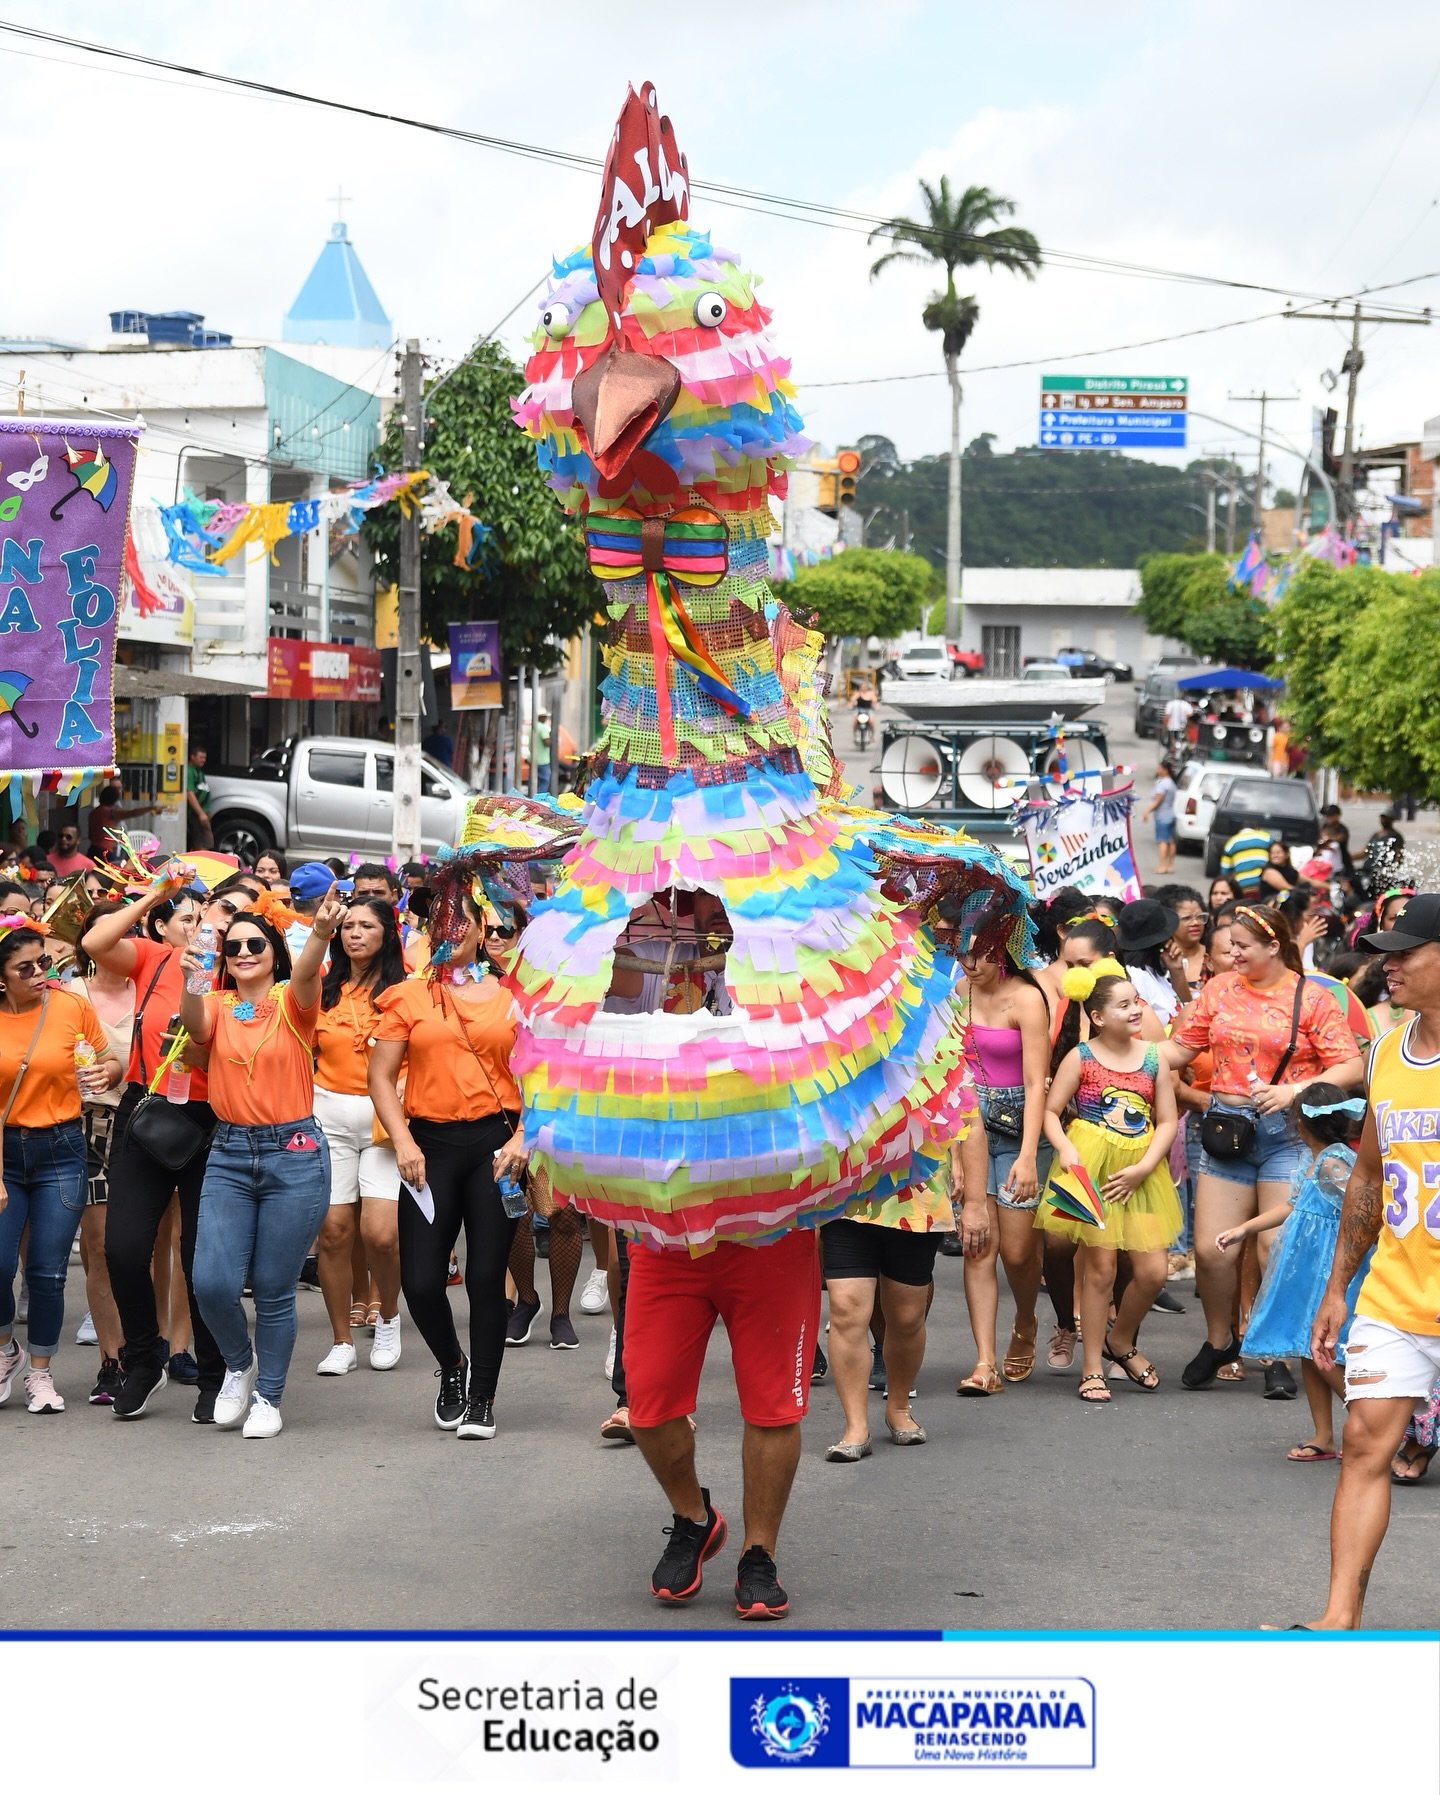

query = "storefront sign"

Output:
[[448, 620, 503, 710], [266, 638, 382, 702]]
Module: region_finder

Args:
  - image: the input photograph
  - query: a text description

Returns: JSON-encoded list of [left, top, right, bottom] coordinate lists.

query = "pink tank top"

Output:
[[968, 1023, 1025, 1088]]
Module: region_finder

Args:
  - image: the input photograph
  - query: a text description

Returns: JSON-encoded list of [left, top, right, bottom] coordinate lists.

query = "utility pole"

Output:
[[392, 337, 423, 861], [1284, 303, 1431, 518], [1228, 391, 1296, 544]]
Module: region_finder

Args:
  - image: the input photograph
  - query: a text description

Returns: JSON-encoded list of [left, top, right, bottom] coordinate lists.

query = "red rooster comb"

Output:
[[590, 82, 689, 336]]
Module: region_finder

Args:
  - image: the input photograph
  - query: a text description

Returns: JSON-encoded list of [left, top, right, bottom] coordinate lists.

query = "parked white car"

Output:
[[894, 642, 954, 680], [1173, 759, 1274, 853]]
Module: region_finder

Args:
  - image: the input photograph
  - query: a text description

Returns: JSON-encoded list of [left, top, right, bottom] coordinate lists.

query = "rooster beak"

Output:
[[572, 345, 680, 481]]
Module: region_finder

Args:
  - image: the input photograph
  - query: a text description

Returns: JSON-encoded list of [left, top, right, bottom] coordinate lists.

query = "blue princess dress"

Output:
[[1243, 1142, 1373, 1362]]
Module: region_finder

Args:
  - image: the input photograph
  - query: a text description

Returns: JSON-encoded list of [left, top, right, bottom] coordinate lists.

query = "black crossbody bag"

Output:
[[125, 958, 214, 1172], [1199, 977, 1305, 1161]]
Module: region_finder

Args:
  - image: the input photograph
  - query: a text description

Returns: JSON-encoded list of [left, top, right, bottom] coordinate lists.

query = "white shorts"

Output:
[[1343, 1315, 1440, 1406], [313, 1085, 399, 1204]]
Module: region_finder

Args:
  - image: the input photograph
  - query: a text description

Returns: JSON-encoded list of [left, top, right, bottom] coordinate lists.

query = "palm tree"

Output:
[[869, 179, 1041, 636]]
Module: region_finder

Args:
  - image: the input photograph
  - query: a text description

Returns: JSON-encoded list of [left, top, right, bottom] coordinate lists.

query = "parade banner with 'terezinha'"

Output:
[[0, 419, 140, 782], [1024, 791, 1142, 905]]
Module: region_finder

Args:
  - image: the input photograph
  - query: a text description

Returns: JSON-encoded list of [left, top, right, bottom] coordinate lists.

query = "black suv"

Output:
[[1204, 777, 1320, 877], [1051, 647, 1134, 682]]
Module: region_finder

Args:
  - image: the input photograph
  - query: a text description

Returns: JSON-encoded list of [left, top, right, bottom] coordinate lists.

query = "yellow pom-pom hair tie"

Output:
[[1060, 955, 1127, 1002]]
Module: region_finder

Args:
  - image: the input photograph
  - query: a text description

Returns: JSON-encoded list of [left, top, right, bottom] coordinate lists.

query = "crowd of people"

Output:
[[0, 786, 1435, 1629]]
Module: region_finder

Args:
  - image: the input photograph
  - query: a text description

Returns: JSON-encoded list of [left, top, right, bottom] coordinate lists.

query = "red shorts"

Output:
[[624, 1229, 822, 1429]]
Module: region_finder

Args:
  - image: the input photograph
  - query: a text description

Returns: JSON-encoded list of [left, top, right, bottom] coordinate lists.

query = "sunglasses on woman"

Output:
[[11, 955, 52, 977], [221, 935, 270, 958]]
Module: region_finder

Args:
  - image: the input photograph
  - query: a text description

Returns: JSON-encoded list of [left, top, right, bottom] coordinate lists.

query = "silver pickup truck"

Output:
[[205, 734, 473, 862]]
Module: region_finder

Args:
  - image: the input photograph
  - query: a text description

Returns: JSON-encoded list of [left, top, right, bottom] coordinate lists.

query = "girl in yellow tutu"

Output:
[[1040, 958, 1182, 1403]]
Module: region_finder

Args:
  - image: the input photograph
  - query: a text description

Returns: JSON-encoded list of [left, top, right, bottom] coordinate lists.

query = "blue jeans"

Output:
[[0, 1121, 87, 1356], [193, 1119, 330, 1405]]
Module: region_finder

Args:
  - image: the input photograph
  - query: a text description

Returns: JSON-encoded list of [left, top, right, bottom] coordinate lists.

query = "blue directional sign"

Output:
[[1038, 374, 1188, 450]]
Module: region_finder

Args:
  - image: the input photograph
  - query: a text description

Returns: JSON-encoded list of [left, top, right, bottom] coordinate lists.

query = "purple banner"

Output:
[[0, 419, 140, 773], [448, 620, 503, 710]]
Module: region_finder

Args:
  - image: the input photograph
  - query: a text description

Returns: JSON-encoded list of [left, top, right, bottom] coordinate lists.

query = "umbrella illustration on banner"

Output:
[[50, 440, 118, 520], [0, 670, 39, 738]]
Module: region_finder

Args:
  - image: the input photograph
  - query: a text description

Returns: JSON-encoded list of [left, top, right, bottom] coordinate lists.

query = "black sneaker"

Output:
[[112, 1360, 167, 1420], [89, 1358, 122, 1405], [651, 1489, 728, 1604], [191, 1388, 218, 1425], [433, 1356, 469, 1430], [298, 1255, 321, 1292], [167, 1350, 200, 1386], [549, 1315, 580, 1350], [867, 1344, 886, 1391], [811, 1343, 828, 1384], [457, 1393, 496, 1439], [1264, 1361, 1298, 1401], [505, 1295, 543, 1346], [938, 1234, 964, 1257], [734, 1544, 789, 1621], [1181, 1335, 1243, 1390], [1150, 1288, 1186, 1315]]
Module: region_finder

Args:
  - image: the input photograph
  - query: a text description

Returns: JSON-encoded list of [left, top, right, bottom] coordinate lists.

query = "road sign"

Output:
[[1039, 375, 1187, 450]]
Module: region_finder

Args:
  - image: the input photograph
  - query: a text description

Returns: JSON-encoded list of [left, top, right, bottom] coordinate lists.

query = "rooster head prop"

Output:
[[514, 82, 806, 518]]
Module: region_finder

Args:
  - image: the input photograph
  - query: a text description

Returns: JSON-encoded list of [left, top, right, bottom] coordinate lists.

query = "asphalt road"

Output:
[[5, 679, 1432, 1634]]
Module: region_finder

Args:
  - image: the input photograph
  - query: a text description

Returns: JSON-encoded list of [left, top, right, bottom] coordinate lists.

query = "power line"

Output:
[[1314, 50, 1440, 278], [4, 18, 1436, 314]]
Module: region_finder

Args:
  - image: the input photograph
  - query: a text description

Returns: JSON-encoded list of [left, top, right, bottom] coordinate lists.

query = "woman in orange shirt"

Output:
[[312, 897, 407, 1377], [0, 919, 121, 1415], [370, 878, 527, 1442], [181, 891, 346, 1439]]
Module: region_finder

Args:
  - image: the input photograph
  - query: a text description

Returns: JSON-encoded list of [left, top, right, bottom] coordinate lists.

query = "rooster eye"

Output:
[[540, 301, 573, 338], [693, 291, 728, 328]]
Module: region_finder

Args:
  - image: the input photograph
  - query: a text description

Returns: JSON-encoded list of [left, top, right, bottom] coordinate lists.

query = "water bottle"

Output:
[[187, 923, 217, 994], [495, 1155, 528, 1220], [162, 1014, 191, 1104], [1247, 1065, 1261, 1101], [73, 1037, 98, 1097]]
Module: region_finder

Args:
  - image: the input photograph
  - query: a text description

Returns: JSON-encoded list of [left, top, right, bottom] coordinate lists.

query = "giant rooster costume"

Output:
[[459, 83, 1031, 1254]]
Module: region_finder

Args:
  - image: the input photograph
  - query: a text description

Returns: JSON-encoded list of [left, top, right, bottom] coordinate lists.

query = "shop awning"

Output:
[[114, 664, 262, 700]]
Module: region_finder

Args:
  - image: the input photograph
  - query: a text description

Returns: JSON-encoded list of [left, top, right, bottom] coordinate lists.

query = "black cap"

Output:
[[1363, 893, 1440, 951]]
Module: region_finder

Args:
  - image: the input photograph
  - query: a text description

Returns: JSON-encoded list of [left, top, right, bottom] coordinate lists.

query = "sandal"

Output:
[[599, 1407, 635, 1444], [1077, 1372, 1111, 1404], [956, 1362, 1002, 1397], [1103, 1338, 1160, 1390], [349, 1302, 368, 1329], [365, 1303, 381, 1329], [1287, 1441, 1339, 1463], [1002, 1322, 1039, 1383], [1392, 1441, 1437, 1485]]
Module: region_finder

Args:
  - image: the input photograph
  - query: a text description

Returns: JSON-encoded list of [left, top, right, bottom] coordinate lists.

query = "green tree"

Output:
[[1264, 561, 1387, 765], [1136, 551, 1266, 665], [363, 341, 593, 668], [868, 179, 1041, 632], [783, 548, 938, 642], [1320, 573, 1440, 800]]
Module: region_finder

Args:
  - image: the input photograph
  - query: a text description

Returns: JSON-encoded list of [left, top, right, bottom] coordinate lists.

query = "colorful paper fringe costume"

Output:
[[468, 83, 1031, 1254]]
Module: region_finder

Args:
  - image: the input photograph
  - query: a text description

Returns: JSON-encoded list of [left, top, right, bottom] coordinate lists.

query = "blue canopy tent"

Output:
[[1176, 667, 1283, 692]]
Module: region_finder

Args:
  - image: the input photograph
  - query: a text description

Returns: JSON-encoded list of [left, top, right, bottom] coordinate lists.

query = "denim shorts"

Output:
[[978, 1085, 1053, 1209], [1198, 1099, 1303, 1189], [1155, 819, 1176, 843]]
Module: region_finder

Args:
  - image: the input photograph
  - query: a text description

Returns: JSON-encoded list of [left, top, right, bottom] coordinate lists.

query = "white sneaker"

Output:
[[317, 1342, 357, 1376], [0, 1340, 28, 1405], [214, 1354, 259, 1427], [242, 1393, 283, 1438], [25, 1366, 64, 1413], [579, 1268, 609, 1315], [370, 1315, 402, 1371], [604, 1326, 617, 1380], [75, 1310, 98, 1346]]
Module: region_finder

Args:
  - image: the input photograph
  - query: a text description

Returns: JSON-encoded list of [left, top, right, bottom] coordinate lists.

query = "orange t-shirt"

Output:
[[202, 983, 320, 1125], [373, 975, 519, 1123], [0, 988, 108, 1129], [126, 937, 209, 1103], [313, 982, 385, 1097], [1171, 969, 1356, 1097]]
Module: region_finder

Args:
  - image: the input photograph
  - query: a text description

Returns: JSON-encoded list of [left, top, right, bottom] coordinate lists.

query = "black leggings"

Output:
[[398, 1116, 517, 1402], [104, 1084, 226, 1392]]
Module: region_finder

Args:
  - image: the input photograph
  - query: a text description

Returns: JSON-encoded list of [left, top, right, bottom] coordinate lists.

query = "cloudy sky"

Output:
[[4, 0, 1440, 488]]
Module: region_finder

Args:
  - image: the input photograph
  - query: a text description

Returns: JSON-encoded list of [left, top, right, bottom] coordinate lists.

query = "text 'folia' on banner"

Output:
[[1025, 792, 1142, 905], [448, 620, 503, 711], [0, 419, 140, 777]]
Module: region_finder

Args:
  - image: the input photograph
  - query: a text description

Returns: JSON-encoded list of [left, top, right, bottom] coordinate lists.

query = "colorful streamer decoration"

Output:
[[1048, 1166, 1106, 1228]]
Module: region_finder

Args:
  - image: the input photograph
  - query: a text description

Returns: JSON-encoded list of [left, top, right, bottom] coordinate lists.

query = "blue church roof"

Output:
[[283, 221, 392, 350]]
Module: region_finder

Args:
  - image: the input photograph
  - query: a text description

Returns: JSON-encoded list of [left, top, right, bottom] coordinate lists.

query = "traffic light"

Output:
[[814, 465, 839, 514], [836, 448, 860, 506]]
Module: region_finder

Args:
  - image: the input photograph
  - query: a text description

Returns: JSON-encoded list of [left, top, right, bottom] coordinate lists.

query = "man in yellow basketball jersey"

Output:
[[1305, 894, 1440, 1628]]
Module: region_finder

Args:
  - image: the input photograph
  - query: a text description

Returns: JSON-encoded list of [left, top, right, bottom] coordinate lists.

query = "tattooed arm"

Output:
[[1311, 1108, 1383, 1370]]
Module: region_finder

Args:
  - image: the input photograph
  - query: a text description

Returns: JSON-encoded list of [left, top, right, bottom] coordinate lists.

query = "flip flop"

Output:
[[1287, 1442, 1339, 1463], [1392, 1442, 1437, 1485]]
